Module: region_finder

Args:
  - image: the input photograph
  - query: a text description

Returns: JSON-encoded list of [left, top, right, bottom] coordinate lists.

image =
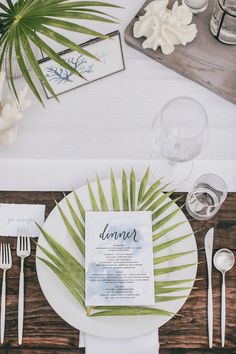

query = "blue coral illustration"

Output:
[[45, 54, 94, 84]]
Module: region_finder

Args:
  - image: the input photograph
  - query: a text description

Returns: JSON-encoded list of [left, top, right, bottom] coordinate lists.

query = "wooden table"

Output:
[[0, 191, 235, 354]]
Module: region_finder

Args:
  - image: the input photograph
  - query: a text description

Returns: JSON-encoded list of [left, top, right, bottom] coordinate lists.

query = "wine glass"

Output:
[[150, 97, 208, 185]]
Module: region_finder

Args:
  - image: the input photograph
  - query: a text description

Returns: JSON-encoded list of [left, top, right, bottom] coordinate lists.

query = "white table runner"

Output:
[[0, 159, 236, 192]]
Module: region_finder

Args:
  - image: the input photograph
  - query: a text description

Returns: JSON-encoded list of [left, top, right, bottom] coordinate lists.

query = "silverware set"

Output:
[[204, 228, 235, 348], [0, 231, 31, 344]]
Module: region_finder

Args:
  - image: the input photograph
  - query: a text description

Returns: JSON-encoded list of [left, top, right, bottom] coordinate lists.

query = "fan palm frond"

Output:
[[0, 0, 121, 104], [37, 168, 197, 317]]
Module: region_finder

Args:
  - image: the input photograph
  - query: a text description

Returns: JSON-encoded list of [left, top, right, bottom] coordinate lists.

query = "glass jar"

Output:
[[183, 0, 209, 14], [210, 0, 236, 44]]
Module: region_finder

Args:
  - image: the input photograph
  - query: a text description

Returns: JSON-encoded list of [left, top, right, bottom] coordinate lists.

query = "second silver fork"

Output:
[[17, 232, 31, 345]]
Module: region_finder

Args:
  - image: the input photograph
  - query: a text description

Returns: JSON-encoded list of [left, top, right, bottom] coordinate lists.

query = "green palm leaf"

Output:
[[37, 243, 85, 295], [154, 263, 196, 276], [56, 201, 85, 255], [14, 27, 45, 105], [153, 234, 192, 253], [0, 3, 11, 12], [137, 167, 149, 206], [19, 27, 57, 101], [140, 178, 163, 204], [87, 180, 99, 211], [33, 18, 110, 39], [152, 207, 183, 232], [155, 279, 196, 288], [122, 169, 129, 211], [38, 256, 86, 310], [153, 251, 195, 265], [90, 307, 174, 317], [156, 287, 194, 294], [0, 0, 120, 104], [72, 188, 85, 221], [130, 168, 136, 211], [97, 174, 109, 211], [152, 197, 182, 220], [139, 184, 169, 211], [156, 296, 188, 302], [111, 170, 120, 211], [152, 222, 185, 242], [37, 223, 85, 275], [63, 193, 85, 239], [148, 190, 175, 213]]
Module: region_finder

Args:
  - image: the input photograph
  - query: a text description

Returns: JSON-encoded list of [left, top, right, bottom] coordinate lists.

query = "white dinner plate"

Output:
[[36, 178, 198, 339]]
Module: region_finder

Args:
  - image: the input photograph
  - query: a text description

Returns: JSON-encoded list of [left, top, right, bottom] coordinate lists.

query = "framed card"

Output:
[[38, 31, 125, 99]]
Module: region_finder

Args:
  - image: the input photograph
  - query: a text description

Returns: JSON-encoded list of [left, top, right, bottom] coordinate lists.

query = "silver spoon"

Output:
[[213, 248, 235, 347]]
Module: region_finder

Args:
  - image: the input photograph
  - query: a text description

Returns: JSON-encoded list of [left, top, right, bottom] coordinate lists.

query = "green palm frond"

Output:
[[111, 169, 120, 211], [55, 200, 85, 256], [89, 306, 175, 317], [72, 187, 85, 221], [154, 264, 196, 276], [153, 251, 195, 265], [130, 168, 136, 211], [37, 168, 197, 317], [152, 222, 185, 242], [137, 167, 149, 206], [97, 174, 109, 211], [63, 193, 85, 238], [153, 234, 192, 252], [87, 180, 99, 211], [122, 169, 129, 211], [0, 0, 121, 104], [156, 296, 188, 302]]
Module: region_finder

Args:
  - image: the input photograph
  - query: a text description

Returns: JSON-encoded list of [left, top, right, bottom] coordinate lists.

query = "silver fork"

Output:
[[17, 230, 31, 345], [0, 243, 12, 344]]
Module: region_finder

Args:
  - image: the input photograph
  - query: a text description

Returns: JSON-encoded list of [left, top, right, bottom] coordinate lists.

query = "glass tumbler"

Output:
[[210, 0, 236, 44], [186, 174, 228, 220]]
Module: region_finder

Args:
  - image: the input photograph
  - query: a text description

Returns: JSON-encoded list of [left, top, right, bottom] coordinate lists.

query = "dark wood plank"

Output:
[[0, 191, 235, 353], [124, 0, 236, 105]]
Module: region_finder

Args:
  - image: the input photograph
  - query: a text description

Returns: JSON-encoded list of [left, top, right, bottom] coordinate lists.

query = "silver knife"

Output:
[[204, 228, 214, 348]]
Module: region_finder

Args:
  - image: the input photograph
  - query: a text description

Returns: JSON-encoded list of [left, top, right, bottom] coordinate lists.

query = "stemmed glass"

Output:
[[150, 97, 208, 185]]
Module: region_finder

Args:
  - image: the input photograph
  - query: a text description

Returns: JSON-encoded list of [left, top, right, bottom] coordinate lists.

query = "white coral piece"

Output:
[[133, 0, 198, 55], [0, 71, 31, 144]]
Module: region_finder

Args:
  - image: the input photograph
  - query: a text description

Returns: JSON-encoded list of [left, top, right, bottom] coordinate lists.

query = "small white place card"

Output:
[[85, 211, 155, 306], [0, 203, 46, 237]]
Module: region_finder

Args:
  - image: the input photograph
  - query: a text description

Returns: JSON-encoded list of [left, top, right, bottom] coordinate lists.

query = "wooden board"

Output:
[[124, 0, 236, 105], [0, 190, 235, 353]]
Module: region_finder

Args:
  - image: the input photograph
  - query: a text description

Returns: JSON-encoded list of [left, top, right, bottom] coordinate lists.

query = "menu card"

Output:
[[85, 211, 155, 306]]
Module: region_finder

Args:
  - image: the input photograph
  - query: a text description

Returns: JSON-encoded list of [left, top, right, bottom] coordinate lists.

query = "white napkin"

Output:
[[79, 330, 159, 354]]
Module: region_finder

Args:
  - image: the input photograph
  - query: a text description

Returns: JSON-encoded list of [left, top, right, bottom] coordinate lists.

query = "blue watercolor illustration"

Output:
[[86, 261, 125, 305], [45, 50, 108, 85]]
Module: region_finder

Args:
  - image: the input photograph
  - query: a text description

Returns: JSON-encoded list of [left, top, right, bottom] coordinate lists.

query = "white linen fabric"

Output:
[[0, 159, 236, 192], [79, 330, 159, 354]]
